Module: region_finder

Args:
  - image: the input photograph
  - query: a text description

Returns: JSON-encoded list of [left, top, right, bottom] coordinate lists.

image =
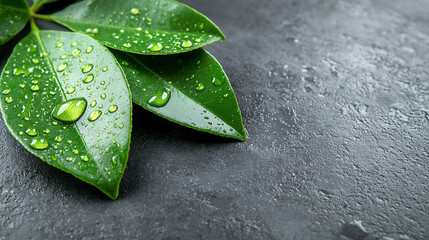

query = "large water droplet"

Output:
[[57, 63, 67, 72], [86, 46, 93, 53], [66, 87, 75, 94], [30, 137, 49, 150], [82, 64, 93, 73], [88, 110, 102, 121], [212, 77, 224, 86], [148, 88, 171, 107], [26, 128, 38, 136], [196, 83, 205, 91], [51, 98, 87, 123], [108, 105, 118, 113], [147, 43, 163, 52], [5, 96, 13, 103], [83, 74, 94, 83], [182, 40, 193, 48], [71, 49, 81, 56], [130, 8, 140, 15], [31, 85, 40, 91], [2, 89, 10, 95]]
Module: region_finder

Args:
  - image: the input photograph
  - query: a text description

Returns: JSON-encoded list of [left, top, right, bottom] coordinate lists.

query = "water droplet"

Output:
[[51, 98, 87, 123], [101, 93, 106, 99], [81, 155, 89, 162], [196, 83, 205, 91], [148, 88, 171, 107], [82, 64, 93, 73], [130, 8, 140, 15], [13, 68, 27, 76], [102, 66, 108, 72], [147, 43, 163, 52], [2, 89, 10, 95], [90, 100, 97, 107], [108, 105, 118, 113], [71, 41, 78, 47], [71, 49, 81, 56], [19, 84, 25, 89], [212, 77, 224, 86], [224, 93, 229, 98], [66, 87, 75, 94], [57, 63, 67, 72], [73, 149, 79, 154], [123, 43, 132, 48], [83, 74, 94, 83], [56, 42, 63, 48], [88, 110, 102, 121], [30, 137, 49, 150], [5, 96, 13, 103], [66, 157, 74, 162], [86, 45, 93, 53], [182, 40, 193, 48], [31, 85, 40, 91], [25, 128, 38, 136], [32, 59, 40, 64], [55, 136, 62, 142], [50, 155, 57, 161]]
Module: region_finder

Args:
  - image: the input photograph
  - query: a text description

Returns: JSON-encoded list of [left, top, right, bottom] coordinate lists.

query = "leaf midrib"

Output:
[[124, 52, 242, 135], [33, 31, 93, 160], [0, 4, 29, 14], [52, 16, 220, 39]]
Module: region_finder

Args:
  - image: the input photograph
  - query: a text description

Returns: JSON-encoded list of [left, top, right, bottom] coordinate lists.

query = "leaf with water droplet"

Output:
[[113, 49, 246, 141], [0, 30, 132, 199], [0, 0, 30, 44], [51, 0, 225, 55]]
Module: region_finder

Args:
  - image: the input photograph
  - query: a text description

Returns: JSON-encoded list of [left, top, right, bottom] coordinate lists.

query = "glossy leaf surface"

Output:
[[0, 30, 132, 199], [51, 0, 225, 55], [113, 49, 246, 141], [0, 0, 30, 44]]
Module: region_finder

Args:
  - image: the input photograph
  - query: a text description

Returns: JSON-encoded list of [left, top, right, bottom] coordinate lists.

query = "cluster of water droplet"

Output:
[[57, 1, 219, 54], [0, 32, 131, 183]]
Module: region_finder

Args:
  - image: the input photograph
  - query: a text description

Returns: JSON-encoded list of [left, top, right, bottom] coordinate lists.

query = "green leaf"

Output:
[[113, 49, 246, 141], [51, 0, 225, 55], [0, 30, 132, 199], [0, 0, 30, 44]]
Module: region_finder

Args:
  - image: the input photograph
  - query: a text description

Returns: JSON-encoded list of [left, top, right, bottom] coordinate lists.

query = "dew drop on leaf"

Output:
[[130, 8, 140, 15], [82, 64, 93, 73], [30, 137, 49, 150], [212, 77, 224, 86], [182, 40, 193, 48], [196, 83, 205, 91], [51, 98, 87, 123], [108, 105, 118, 113], [148, 88, 171, 107], [83, 74, 94, 83], [147, 43, 163, 52], [57, 63, 67, 72], [2, 89, 10, 95], [88, 110, 102, 121], [5, 96, 13, 103], [25, 128, 38, 136]]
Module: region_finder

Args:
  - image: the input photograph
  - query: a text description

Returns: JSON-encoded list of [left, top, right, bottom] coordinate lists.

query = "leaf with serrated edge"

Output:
[[0, 0, 30, 44], [113, 49, 246, 141], [51, 0, 225, 55], [0, 30, 132, 199]]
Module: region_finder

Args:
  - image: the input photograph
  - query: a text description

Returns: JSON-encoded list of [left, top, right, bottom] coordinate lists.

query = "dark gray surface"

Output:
[[1, 0, 429, 239]]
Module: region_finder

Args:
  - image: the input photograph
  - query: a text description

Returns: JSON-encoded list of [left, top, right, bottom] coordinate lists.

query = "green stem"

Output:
[[30, 19, 39, 32], [33, 14, 53, 21], [29, 0, 45, 13]]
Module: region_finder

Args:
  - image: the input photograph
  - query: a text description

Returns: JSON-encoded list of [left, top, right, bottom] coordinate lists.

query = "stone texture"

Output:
[[1, 0, 429, 239]]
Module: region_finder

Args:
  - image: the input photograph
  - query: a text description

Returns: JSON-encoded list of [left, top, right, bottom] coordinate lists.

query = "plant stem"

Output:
[[29, 0, 45, 13], [33, 14, 53, 21], [30, 19, 40, 32]]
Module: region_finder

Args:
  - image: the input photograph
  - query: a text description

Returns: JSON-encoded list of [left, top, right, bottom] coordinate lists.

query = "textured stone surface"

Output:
[[1, 0, 429, 239]]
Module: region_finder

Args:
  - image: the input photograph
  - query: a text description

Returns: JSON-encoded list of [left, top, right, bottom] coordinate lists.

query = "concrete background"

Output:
[[1, 0, 429, 239]]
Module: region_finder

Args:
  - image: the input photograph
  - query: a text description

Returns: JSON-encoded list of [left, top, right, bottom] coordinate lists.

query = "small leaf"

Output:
[[113, 49, 246, 141], [0, 0, 30, 44], [51, 0, 225, 55], [0, 30, 132, 199]]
